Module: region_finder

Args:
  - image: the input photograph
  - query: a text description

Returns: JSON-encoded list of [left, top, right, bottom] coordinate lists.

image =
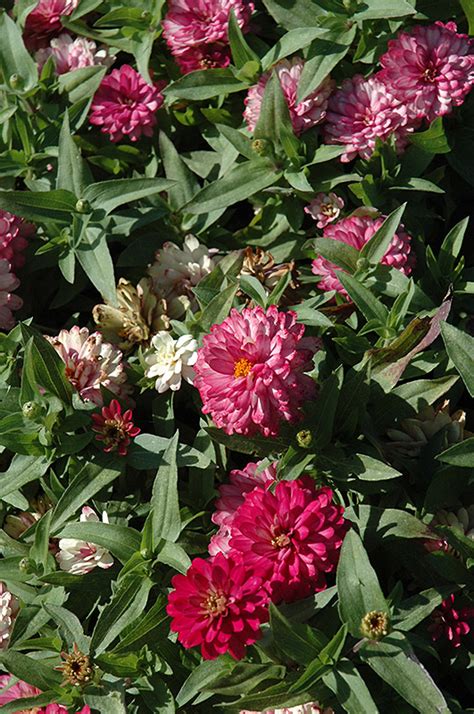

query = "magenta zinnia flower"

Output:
[[305, 192, 344, 229], [91, 399, 140, 456], [428, 594, 474, 648], [194, 305, 319, 437], [378, 22, 474, 123], [24, 0, 78, 51], [167, 552, 270, 660], [209, 460, 277, 555], [244, 57, 334, 135], [312, 214, 415, 295], [0, 210, 34, 270], [89, 65, 164, 143], [0, 260, 22, 331], [0, 675, 90, 713], [324, 75, 412, 162], [230, 477, 348, 604], [162, 0, 254, 74]]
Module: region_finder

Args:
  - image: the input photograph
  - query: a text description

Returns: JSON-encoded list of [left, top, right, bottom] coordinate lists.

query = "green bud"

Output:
[[22, 401, 42, 419], [296, 429, 313, 449], [252, 139, 270, 156], [9, 73, 23, 90], [75, 199, 91, 214], [356, 256, 370, 272], [360, 610, 390, 640], [18, 558, 30, 573]]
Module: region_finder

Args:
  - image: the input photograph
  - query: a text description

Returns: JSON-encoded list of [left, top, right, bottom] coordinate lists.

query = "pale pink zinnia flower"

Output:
[[194, 305, 319, 437], [244, 57, 334, 135], [162, 0, 254, 74], [312, 214, 415, 295], [56, 506, 114, 575], [36, 33, 112, 75], [378, 22, 474, 123], [324, 74, 412, 162], [209, 461, 277, 555], [0, 260, 22, 331], [46, 325, 131, 406], [305, 192, 344, 229], [0, 583, 19, 650], [0, 674, 90, 713], [240, 704, 334, 714], [24, 0, 78, 50], [0, 210, 34, 270], [89, 65, 164, 143]]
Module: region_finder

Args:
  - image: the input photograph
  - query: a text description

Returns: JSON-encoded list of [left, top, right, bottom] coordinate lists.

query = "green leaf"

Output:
[[460, 0, 474, 33], [0, 454, 51, 499], [260, 0, 327, 30], [24, 334, 73, 404], [288, 624, 347, 695], [57, 111, 89, 195], [228, 9, 259, 69], [76, 224, 116, 304], [310, 367, 343, 449], [437, 437, 474, 467], [239, 274, 267, 307], [337, 272, 389, 324], [0, 651, 61, 691], [56, 522, 141, 563], [177, 659, 229, 707], [298, 23, 356, 102], [128, 434, 211, 470], [217, 124, 255, 160], [261, 27, 329, 69], [440, 321, 474, 397], [0, 693, 58, 713], [58, 64, 107, 104], [438, 217, 468, 274], [323, 659, 380, 714], [352, 454, 401, 482], [254, 72, 295, 150], [0, 189, 77, 223], [353, 0, 415, 19], [346, 506, 431, 543], [409, 117, 451, 154], [393, 586, 454, 632], [0, 11, 38, 93], [314, 237, 359, 273], [43, 604, 89, 650], [112, 597, 168, 653], [206, 426, 287, 456], [159, 132, 199, 210], [30, 509, 53, 571], [83, 178, 175, 215], [199, 282, 239, 332], [163, 68, 247, 101], [270, 604, 324, 665], [360, 203, 406, 264], [151, 432, 181, 544]]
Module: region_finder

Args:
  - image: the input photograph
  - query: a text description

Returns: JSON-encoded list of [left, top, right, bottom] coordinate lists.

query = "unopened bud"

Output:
[[22, 401, 41, 419], [296, 429, 313, 449], [9, 74, 24, 90], [356, 257, 370, 272], [252, 139, 270, 156], [360, 610, 390, 640], [75, 199, 91, 214]]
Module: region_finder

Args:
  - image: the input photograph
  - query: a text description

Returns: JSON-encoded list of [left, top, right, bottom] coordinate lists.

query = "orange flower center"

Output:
[[234, 357, 253, 378], [203, 591, 227, 616], [271, 532, 291, 549]]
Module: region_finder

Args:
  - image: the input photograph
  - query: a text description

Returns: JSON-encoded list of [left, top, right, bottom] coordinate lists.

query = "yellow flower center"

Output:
[[203, 591, 227, 616], [234, 357, 253, 378]]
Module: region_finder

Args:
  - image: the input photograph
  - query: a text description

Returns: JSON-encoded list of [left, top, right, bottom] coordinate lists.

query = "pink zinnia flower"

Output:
[[305, 193, 344, 229], [244, 57, 334, 135], [428, 594, 474, 648], [24, 0, 78, 51], [167, 552, 270, 660], [312, 214, 415, 295], [324, 74, 412, 162], [0, 675, 90, 713], [194, 305, 319, 437], [209, 460, 277, 555], [378, 22, 474, 123], [36, 33, 112, 75], [89, 65, 164, 143], [0, 260, 22, 331], [0, 210, 34, 270], [46, 325, 131, 406], [230, 477, 348, 604], [162, 0, 254, 74], [91, 399, 140, 456]]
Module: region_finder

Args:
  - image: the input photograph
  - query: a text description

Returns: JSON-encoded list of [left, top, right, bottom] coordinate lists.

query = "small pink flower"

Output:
[[324, 74, 412, 162], [428, 594, 474, 648], [194, 305, 319, 437], [305, 193, 344, 229], [312, 214, 415, 295], [56, 506, 114, 575], [378, 22, 474, 123], [0, 260, 22, 331], [24, 0, 78, 51], [36, 33, 112, 75], [167, 551, 270, 660], [162, 0, 254, 74], [0, 210, 34, 270], [91, 399, 140, 456], [0, 675, 90, 713], [244, 57, 334, 135], [89, 65, 164, 143]]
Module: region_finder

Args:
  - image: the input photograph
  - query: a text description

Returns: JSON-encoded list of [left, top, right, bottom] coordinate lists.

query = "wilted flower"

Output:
[[24, 0, 78, 50], [425, 506, 474, 556], [148, 235, 218, 318], [0, 675, 90, 713], [0, 210, 34, 270], [240, 704, 334, 714], [4, 494, 52, 540], [57, 644, 94, 687], [91, 399, 140, 457], [0, 583, 19, 650], [360, 610, 390, 640], [305, 193, 344, 229], [0, 260, 22, 331], [241, 247, 296, 294], [89, 65, 164, 142], [56, 506, 114, 575], [428, 594, 474, 648], [93, 277, 169, 352], [143, 332, 198, 393], [36, 33, 112, 75]]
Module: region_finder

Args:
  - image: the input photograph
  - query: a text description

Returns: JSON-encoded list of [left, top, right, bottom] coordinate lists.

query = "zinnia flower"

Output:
[[229, 476, 348, 603], [56, 506, 114, 575], [148, 235, 218, 318], [428, 594, 474, 648], [378, 21, 474, 123], [424, 505, 474, 556], [240, 704, 334, 714], [0, 210, 34, 270], [0, 675, 90, 713], [143, 332, 198, 393], [0, 583, 19, 650], [162, 0, 254, 74], [311, 214, 414, 295], [167, 552, 270, 659], [324, 74, 411, 162], [209, 461, 277, 555], [36, 33, 112, 75], [244, 57, 334, 135], [89, 65, 164, 142], [46, 325, 131, 406], [24, 0, 78, 51], [194, 305, 319, 437], [0, 260, 22, 331], [305, 193, 344, 229], [91, 399, 140, 456]]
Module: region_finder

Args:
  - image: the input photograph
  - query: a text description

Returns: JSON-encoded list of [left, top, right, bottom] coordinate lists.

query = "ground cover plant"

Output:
[[0, 0, 473, 711]]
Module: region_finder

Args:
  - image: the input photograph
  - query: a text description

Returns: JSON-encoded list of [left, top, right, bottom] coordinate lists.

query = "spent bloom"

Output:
[[46, 325, 131, 406], [36, 33, 112, 75], [56, 506, 114, 575], [305, 193, 344, 229], [424, 505, 474, 556], [91, 399, 140, 457], [324, 74, 411, 162], [0, 583, 19, 650], [162, 0, 254, 74], [143, 332, 198, 393], [194, 306, 319, 437], [89, 65, 164, 142], [428, 594, 474, 648], [0, 210, 34, 269], [378, 21, 474, 123], [148, 235, 218, 318], [244, 57, 334, 135], [0, 260, 22, 331], [209, 461, 277, 555], [240, 704, 334, 714], [24, 0, 78, 50], [0, 675, 90, 713], [312, 214, 414, 295], [167, 551, 270, 660], [230, 477, 348, 603]]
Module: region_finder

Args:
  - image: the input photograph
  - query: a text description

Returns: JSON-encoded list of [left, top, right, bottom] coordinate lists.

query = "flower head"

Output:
[[194, 306, 319, 437], [56, 644, 94, 687], [36, 33, 112, 75], [312, 214, 414, 295], [91, 399, 140, 456], [167, 552, 270, 659], [240, 704, 334, 714], [230, 477, 348, 603], [24, 0, 78, 50], [428, 594, 474, 648], [0, 210, 34, 270], [241, 247, 296, 296], [89, 65, 164, 142], [0, 675, 90, 713], [305, 193, 344, 229], [143, 332, 198, 393], [56, 506, 114, 575], [324, 74, 412, 162], [148, 235, 218, 318], [162, 0, 254, 74], [244, 57, 334, 135], [0, 583, 19, 650], [0, 260, 22, 331], [360, 610, 390, 640], [46, 325, 131, 406], [378, 21, 474, 123]]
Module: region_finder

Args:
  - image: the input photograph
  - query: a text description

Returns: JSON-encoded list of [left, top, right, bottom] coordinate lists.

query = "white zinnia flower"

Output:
[[56, 506, 114, 576], [143, 332, 197, 393], [0, 582, 19, 650]]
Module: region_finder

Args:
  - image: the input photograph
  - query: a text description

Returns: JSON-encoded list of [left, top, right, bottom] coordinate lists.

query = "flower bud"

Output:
[[75, 199, 91, 214], [9, 73, 23, 90], [356, 256, 370, 272], [251, 139, 270, 156], [22, 401, 42, 419], [360, 610, 390, 640], [296, 429, 313, 449]]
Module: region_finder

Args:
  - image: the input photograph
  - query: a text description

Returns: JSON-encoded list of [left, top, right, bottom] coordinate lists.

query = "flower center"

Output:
[[234, 357, 253, 378], [202, 590, 227, 617], [271, 527, 291, 549], [423, 64, 438, 83], [102, 420, 126, 447], [320, 203, 337, 216]]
